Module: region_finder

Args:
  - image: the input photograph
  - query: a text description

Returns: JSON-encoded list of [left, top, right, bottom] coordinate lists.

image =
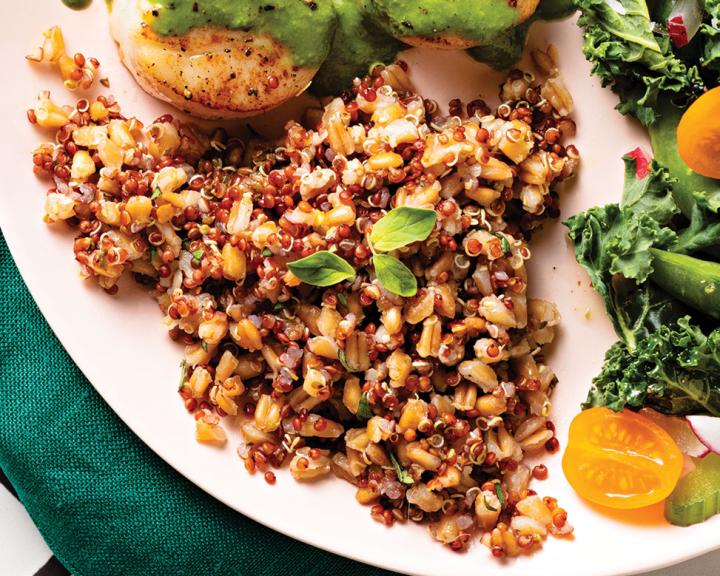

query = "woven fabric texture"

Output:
[[0, 233, 392, 576]]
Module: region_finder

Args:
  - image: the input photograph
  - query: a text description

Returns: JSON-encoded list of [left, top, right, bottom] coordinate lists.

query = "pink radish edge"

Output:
[[639, 408, 710, 457], [687, 416, 720, 455]]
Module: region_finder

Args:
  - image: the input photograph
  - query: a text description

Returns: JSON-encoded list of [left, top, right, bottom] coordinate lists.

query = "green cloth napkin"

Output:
[[0, 233, 393, 576]]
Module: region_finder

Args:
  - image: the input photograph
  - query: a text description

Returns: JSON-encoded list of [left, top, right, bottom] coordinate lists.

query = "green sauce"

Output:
[[534, 0, 576, 20], [467, 21, 530, 70], [149, 0, 337, 69], [62, 0, 93, 9], [371, 0, 520, 45], [311, 0, 403, 95]]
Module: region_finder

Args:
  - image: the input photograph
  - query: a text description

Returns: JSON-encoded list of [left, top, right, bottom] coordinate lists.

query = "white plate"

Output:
[[2, 2, 719, 575]]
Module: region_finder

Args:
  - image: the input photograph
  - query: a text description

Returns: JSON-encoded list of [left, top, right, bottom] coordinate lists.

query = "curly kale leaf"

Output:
[[564, 206, 680, 347], [621, 155, 678, 223], [565, 157, 677, 286], [576, 0, 705, 125], [564, 157, 689, 347], [584, 317, 720, 415], [702, 0, 720, 70]]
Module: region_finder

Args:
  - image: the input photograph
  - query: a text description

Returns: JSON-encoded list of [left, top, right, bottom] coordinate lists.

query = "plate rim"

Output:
[[2, 4, 720, 575]]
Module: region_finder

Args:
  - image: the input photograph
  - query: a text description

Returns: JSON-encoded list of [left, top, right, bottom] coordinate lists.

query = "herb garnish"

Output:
[[369, 206, 437, 252], [356, 393, 373, 420], [287, 251, 356, 287], [338, 349, 354, 372], [286, 207, 436, 296], [366, 207, 436, 297], [372, 253, 417, 297], [493, 232, 511, 255], [178, 360, 187, 390], [494, 483, 505, 508], [390, 452, 414, 485]]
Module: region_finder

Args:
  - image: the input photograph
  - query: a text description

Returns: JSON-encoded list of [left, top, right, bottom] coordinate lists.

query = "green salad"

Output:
[[568, 0, 720, 525]]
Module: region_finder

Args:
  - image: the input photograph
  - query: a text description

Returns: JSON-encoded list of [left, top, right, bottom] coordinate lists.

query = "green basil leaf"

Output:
[[288, 251, 356, 287], [356, 393, 373, 420], [262, 248, 272, 257], [149, 247, 157, 262], [178, 360, 187, 390], [337, 292, 348, 308], [390, 452, 414, 485], [373, 254, 417, 297], [370, 207, 437, 252], [151, 187, 161, 200], [201, 340, 208, 352], [494, 483, 505, 508], [191, 249, 204, 264]]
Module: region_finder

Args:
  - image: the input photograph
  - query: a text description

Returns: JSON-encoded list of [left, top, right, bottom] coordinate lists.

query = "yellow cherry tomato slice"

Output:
[[562, 407, 683, 509], [677, 87, 720, 179]]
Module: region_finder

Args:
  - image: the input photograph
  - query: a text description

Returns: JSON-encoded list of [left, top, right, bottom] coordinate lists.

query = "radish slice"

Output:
[[687, 415, 720, 455], [625, 147, 650, 179], [667, 0, 703, 48], [639, 409, 710, 457], [668, 16, 690, 48]]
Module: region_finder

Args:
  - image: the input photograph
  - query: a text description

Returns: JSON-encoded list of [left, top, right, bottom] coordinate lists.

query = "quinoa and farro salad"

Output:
[[29, 45, 580, 556]]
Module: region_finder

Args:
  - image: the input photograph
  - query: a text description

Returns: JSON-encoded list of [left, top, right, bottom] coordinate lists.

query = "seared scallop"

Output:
[[109, 0, 333, 119]]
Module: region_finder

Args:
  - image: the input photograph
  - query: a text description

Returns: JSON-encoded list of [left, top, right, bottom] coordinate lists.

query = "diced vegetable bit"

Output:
[[665, 453, 720, 526]]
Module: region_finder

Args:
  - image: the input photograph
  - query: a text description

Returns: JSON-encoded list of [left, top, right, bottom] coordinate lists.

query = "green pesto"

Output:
[[62, 0, 93, 9], [371, 0, 520, 45], [467, 21, 531, 70], [311, 0, 403, 95], [467, 0, 576, 69], [148, 0, 337, 68], [534, 0, 576, 20]]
